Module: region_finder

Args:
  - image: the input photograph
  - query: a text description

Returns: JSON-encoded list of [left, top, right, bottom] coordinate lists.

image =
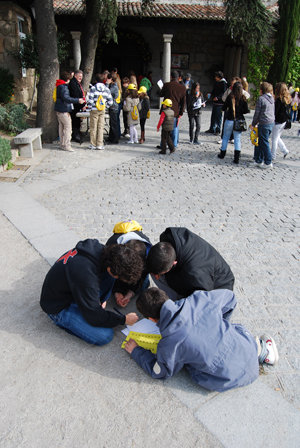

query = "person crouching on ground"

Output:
[[86, 73, 113, 150], [124, 288, 279, 392], [54, 71, 85, 152], [123, 84, 141, 144], [138, 86, 150, 144], [218, 82, 250, 164], [40, 242, 143, 346], [156, 99, 175, 155]]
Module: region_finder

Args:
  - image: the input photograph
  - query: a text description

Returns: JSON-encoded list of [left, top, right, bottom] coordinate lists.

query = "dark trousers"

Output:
[[188, 113, 201, 142], [209, 104, 223, 133], [123, 110, 129, 135], [109, 109, 119, 143], [140, 118, 146, 132], [70, 110, 81, 138], [161, 129, 175, 152]]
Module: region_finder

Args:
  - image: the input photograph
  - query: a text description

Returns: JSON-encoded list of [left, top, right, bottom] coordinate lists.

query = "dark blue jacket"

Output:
[[131, 290, 259, 392], [54, 83, 80, 113]]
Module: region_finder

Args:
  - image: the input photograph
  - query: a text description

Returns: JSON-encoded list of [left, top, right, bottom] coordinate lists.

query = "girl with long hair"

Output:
[[218, 82, 250, 164], [271, 82, 291, 160], [187, 82, 205, 144]]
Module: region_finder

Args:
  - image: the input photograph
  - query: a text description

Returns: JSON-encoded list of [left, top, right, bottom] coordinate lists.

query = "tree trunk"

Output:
[[34, 0, 59, 142], [267, 0, 300, 86], [29, 70, 37, 112], [80, 0, 101, 92]]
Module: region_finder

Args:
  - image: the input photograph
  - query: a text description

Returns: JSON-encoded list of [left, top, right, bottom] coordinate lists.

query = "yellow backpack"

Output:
[[146, 110, 150, 119], [292, 102, 298, 111], [250, 127, 259, 146], [131, 104, 139, 120], [52, 87, 57, 103], [96, 94, 105, 111], [113, 220, 143, 234], [116, 89, 121, 104]]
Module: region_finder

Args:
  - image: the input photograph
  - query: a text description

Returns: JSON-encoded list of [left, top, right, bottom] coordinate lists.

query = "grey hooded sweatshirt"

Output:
[[252, 93, 275, 126]]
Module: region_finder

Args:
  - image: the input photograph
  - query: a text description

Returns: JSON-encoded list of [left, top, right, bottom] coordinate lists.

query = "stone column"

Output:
[[162, 34, 173, 83], [70, 31, 81, 70]]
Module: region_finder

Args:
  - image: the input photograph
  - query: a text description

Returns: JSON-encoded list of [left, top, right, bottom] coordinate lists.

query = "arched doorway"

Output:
[[96, 29, 152, 78]]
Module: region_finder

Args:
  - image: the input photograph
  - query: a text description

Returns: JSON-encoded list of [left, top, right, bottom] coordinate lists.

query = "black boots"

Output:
[[217, 150, 226, 159], [233, 150, 240, 164]]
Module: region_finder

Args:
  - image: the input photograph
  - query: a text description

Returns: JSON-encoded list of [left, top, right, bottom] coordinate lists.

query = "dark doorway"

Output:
[[96, 29, 151, 79]]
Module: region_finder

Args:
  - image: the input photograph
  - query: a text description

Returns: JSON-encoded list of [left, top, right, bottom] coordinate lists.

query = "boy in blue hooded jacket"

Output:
[[125, 288, 278, 392]]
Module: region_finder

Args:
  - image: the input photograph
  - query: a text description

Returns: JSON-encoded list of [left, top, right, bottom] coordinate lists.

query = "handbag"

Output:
[[233, 118, 247, 132], [284, 120, 292, 129], [232, 98, 247, 132]]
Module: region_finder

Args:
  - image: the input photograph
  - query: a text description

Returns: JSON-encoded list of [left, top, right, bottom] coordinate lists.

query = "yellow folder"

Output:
[[122, 331, 162, 354]]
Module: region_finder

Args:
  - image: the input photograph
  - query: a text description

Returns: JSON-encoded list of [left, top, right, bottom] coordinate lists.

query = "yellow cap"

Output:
[[162, 99, 172, 107], [295, 87, 299, 92], [138, 86, 147, 94], [128, 83, 137, 90]]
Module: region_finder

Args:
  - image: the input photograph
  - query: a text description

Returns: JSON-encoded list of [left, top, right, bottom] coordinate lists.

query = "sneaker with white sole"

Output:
[[127, 140, 134, 144], [62, 147, 75, 152], [261, 163, 273, 169], [96, 146, 104, 150], [259, 334, 279, 365], [89, 144, 96, 150]]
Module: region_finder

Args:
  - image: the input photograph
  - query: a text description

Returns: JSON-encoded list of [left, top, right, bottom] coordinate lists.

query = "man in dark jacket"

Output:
[[146, 227, 235, 300], [159, 70, 186, 148], [68, 70, 86, 142], [40, 241, 143, 345], [106, 73, 120, 144], [206, 71, 228, 135]]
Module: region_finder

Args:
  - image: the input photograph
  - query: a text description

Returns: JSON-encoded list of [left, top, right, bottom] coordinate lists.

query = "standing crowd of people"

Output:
[[53, 67, 299, 166]]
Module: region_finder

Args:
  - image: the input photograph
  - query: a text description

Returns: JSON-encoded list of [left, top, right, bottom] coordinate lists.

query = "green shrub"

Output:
[[0, 68, 15, 104], [0, 136, 12, 166], [247, 45, 274, 103], [0, 103, 28, 134]]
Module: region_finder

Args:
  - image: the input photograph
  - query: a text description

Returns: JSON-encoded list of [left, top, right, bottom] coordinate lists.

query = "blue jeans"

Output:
[[48, 304, 114, 346], [291, 110, 297, 122], [220, 120, 241, 151], [171, 117, 179, 147], [255, 123, 274, 165], [209, 104, 223, 132]]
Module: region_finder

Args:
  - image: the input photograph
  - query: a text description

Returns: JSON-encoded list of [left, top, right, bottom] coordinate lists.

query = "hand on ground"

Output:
[[115, 290, 134, 308]]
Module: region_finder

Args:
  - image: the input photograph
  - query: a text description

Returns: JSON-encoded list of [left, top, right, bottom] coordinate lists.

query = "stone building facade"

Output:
[[0, 2, 36, 107]]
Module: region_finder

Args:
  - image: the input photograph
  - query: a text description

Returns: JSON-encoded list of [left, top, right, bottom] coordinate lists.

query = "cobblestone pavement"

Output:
[[1, 107, 298, 447], [19, 108, 300, 409]]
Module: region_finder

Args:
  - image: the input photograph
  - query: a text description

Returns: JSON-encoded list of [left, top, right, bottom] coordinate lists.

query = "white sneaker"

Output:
[[260, 334, 279, 365], [62, 147, 75, 152], [134, 140, 139, 144], [261, 163, 273, 169], [127, 140, 134, 144], [217, 139, 222, 144], [254, 161, 264, 167], [124, 133, 130, 138], [89, 144, 96, 150], [96, 146, 104, 150]]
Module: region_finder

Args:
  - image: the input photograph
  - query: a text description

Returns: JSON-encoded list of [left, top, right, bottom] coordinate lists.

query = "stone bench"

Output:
[[14, 128, 42, 158]]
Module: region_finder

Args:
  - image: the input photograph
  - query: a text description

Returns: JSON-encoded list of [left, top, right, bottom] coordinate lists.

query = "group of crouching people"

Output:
[[40, 223, 278, 393]]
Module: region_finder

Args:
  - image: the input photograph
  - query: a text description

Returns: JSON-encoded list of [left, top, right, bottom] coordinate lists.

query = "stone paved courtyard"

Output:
[[1, 107, 299, 447]]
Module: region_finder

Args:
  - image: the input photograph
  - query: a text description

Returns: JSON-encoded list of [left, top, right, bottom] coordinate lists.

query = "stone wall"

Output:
[[0, 2, 36, 108]]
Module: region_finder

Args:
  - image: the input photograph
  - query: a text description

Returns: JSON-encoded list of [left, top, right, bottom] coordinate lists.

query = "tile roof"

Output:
[[53, 1, 226, 20]]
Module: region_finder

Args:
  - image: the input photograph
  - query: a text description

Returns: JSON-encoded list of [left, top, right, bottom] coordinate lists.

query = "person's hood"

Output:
[[75, 239, 104, 268], [158, 298, 187, 336], [114, 231, 152, 254], [56, 79, 66, 87], [262, 93, 274, 103], [160, 227, 194, 266]]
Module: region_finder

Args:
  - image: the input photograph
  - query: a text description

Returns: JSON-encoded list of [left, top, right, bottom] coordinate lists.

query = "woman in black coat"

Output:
[[218, 82, 249, 164]]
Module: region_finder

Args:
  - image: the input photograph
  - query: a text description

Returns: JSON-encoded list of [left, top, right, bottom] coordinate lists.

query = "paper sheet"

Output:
[[157, 79, 164, 89], [121, 318, 160, 336], [121, 331, 162, 354]]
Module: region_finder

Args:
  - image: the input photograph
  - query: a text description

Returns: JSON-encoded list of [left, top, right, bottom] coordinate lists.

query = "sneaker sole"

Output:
[[261, 334, 279, 365]]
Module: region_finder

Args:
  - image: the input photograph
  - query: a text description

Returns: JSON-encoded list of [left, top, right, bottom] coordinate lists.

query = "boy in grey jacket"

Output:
[[250, 82, 275, 168], [125, 288, 279, 392]]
